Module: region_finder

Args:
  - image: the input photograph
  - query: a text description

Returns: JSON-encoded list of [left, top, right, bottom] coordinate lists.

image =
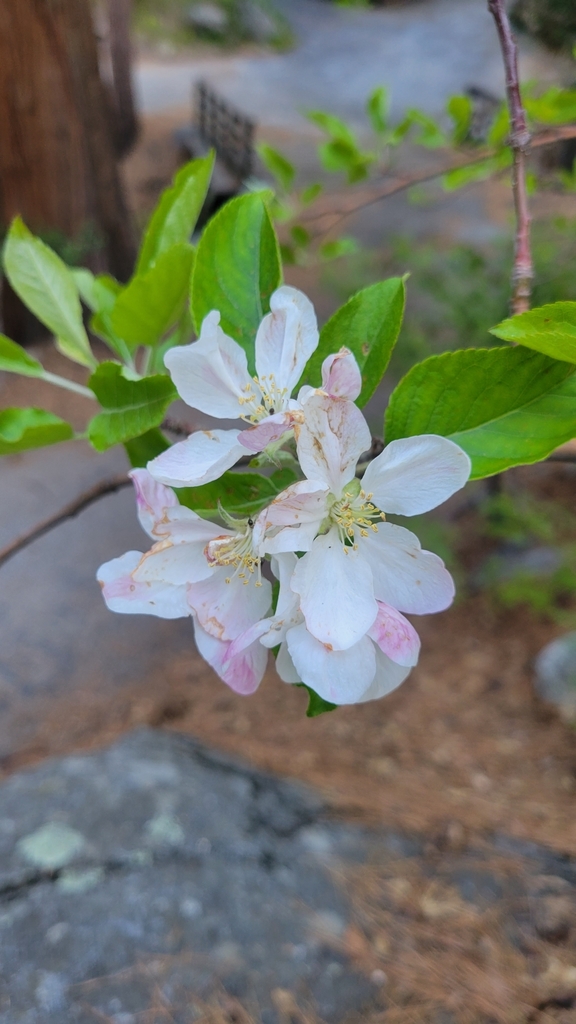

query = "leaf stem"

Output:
[[41, 371, 96, 399], [487, 0, 533, 314]]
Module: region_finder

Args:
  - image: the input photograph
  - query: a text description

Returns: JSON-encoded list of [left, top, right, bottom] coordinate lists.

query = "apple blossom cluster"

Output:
[[98, 286, 471, 706]]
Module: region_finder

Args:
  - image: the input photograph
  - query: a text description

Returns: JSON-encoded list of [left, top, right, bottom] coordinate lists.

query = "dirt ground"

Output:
[[2, 114, 576, 1024]]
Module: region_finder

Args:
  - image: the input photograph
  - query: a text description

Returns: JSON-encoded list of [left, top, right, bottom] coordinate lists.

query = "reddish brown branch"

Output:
[[488, 0, 533, 314], [0, 474, 132, 570], [299, 122, 576, 246]]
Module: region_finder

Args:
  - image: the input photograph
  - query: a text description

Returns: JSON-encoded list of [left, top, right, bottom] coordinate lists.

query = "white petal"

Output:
[[291, 527, 377, 650], [362, 435, 471, 516], [295, 394, 371, 494], [188, 569, 272, 641], [152, 506, 227, 546], [194, 620, 267, 695], [253, 479, 328, 555], [165, 310, 257, 418], [132, 537, 214, 586], [321, 348, 362, 401], [255, 286, 319, 396], [147, 429, 246, 487], [361, 523, 455, 614], [286, 623, 376, 704], [97, 551, 191, 618], [357, 648, 412, 703], [368, 601, 420, 667], [238, 412, 293, 453], [130, 469, 178, 539], [276, 641, 300, 683]]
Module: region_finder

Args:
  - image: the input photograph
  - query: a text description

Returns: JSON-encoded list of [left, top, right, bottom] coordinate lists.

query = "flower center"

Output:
[[205, 520, 263, 586], [237, 373, 289, 423], [330, 487, 385, 548]]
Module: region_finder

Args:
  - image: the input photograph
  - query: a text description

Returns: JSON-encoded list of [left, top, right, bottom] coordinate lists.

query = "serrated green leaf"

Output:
[[385, 346, 576, 479], [124, 427, 170, 468], [296, 684, 337, 717], [191, 193, 282, 370], [3, 218, 94, 368], [0, 407, 74, 455], [367, 86, 389, 134], [111, 243, 195, 350], [87, 362, 176, 451], [0, 335, 43, 377], [176, 466, 298, 518], [257, 143, 295, 193], [137, 153, 214, 273], [301, 278, 405, 407], [490, 302, 576, 363]]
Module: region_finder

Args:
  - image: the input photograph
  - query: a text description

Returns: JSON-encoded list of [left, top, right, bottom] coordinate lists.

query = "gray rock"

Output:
[[0, 729, 377, 1023], [187, 2, 228, 34], [534, 631, 576, 722]]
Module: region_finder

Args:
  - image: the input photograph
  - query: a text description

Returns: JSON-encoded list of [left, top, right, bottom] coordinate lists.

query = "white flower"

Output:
[[226, 553, 420, 705], [147, 285, 318, 488], [96, 469, 270, 694], [253, 394, 471, 651], [146, 286, 364, 488]]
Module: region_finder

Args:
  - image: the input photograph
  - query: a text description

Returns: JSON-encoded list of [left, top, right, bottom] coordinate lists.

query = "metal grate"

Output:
[[196, 81, 255, 179]]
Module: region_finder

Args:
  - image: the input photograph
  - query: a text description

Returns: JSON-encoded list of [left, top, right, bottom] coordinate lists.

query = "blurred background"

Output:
[[1, 1, 576, 1021]]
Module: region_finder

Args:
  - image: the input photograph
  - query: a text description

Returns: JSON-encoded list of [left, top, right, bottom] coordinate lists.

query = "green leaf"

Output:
[[257, 143, 295, 193], [0, 334, 43, 377], [290, 224, 311, 247], [3, 218, 94, 368], [300, 182, 323, 205], [297, 684, 337, 718], [124, 427, 170, 468], [487, 104, 509, 147], [442, 151, 512, 191], [447, 94, 473, 145], [72, 269, 121, 315], [137, 153, 214, 273], [191, 193, 282, 368], [111, 243, 195, 350], [318, 238, 358, 261], [87, 362, 176, 451], [318, 140, 374, 182], [176, 466, 298, 518], [406, 109, 446, 148], [384, 346, 576, 479], [490, 302, 576, 364], [524, 87, 576, 126], [307, 110, 357, 145], [0, 407, 73, 455], [301, 278, 405, 407], [367, 86, 389, 134]]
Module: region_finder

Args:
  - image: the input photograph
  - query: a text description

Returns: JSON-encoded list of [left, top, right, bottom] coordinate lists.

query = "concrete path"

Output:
[[135, 0, 567, 128]]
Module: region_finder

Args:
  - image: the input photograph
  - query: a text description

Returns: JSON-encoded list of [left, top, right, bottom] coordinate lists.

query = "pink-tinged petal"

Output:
[[222, 555, 302, 661], [368, 601, 421, 667], [97, 551, 191, 619], [130, 469, 178, 539], [295, 394, 371, 495], [147, 429, 246, 487], [151, 506, 227, 546], [194, 620, 267, 695], [321, 348, 362, 401], [362, 435, 471, 516], [360, 523, 455, 615], [286, 624, 376, 705], [188, 568, 272, 641], [356, 648, 412, 703], [276, 641, 300, 684], [164, 310, 257, 418], [291, 527, 377, 650], [255, 286, 319, 396], [253, 480, 328, 555], [238, 412, 294, 453], [132, 536, 215, 585]]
